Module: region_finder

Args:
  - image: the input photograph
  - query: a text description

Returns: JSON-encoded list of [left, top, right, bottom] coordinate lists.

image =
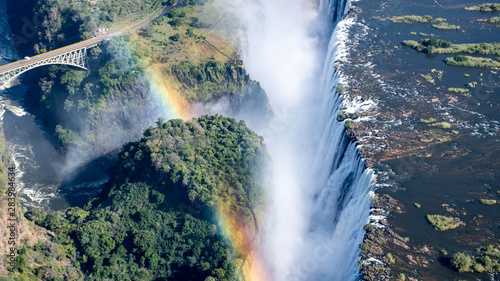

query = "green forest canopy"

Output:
[[18, 115, 269, 281]]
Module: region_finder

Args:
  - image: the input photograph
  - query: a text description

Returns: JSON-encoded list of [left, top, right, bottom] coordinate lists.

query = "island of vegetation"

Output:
[[403, 39, 500, 68], [402, 39, 500, 55], [426, 214, 463, 231], [464, 3, 500, 12], [450, 245, 500, 274], [381, 15, 460, 30], [445, 55, 500, 68]]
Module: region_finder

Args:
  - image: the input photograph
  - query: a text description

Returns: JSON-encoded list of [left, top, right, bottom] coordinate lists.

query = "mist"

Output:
[[217, 0, 375, 280], [224, 0, 330, 279]]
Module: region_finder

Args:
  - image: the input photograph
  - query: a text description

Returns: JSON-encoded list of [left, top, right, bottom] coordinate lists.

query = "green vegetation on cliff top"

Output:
[[11, 115, 268, 280], [9, 0, 270, 155]]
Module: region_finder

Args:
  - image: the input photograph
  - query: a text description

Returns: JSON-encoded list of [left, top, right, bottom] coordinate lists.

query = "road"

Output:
[[0, 0, 185, 74]]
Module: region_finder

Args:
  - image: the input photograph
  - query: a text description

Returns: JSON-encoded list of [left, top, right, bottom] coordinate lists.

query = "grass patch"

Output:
[[386, 253, 396, 264], [432, 22, 460, 30], [448, 87, 470, 95], [466, 82, 478, 88], [427, 214, 461, 231], [479, 199, 497, 205], [419, 69, 443, 84], [445, 55, 500, 68], [420, 74, 435, 84], [436, 136, 451, 142], [420, 117, 436, 123], [432, 122, 452, 129], [431, 69, 443, 79]]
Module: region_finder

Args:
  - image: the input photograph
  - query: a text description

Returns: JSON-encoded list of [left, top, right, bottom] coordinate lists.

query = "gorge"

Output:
[[8, 0, 494, 279]]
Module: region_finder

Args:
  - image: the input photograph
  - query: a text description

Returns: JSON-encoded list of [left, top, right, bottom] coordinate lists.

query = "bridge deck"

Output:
[[0, 33, 118, 74]]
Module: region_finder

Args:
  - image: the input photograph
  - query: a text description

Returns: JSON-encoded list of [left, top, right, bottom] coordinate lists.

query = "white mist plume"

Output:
[[218, 0, 328, 279], [218, 0, 375, 280]]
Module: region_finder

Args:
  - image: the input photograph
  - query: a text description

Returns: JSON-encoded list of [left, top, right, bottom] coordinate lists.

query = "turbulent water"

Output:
[[0, 0, 108, 211], [239, 0, 374, 280]]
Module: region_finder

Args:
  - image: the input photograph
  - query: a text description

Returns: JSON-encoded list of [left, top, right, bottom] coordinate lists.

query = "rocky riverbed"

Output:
[[338, 0, 500, 280]]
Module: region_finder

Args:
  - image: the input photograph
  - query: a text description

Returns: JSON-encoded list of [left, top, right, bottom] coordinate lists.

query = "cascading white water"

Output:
[[238, 0, 374, 280]]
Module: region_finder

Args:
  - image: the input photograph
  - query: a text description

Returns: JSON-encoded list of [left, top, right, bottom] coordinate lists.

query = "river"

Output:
[[0, 0, 108, 212]]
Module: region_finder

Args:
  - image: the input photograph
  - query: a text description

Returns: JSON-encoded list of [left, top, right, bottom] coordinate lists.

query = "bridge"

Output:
[[0, 0, 184, 89], [0, 33, 117, 88]]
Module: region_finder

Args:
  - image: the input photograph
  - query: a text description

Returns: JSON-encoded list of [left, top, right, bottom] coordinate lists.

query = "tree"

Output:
[[156, 117, 165, 126], [90, 46, 102, 60], [64, 99, 74, 112], [451, 252, 474, 273]]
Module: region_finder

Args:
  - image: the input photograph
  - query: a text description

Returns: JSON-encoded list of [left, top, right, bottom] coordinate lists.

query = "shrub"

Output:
[[479, 199, 497, 205], [420, 74, 435, 83], [169, 34, 181, 41], [447, 87, 469, 94], [432, 122, 452, 129], [169, 17, 183, 27], [25, 208, 47, 225], [421, 38, 452, 48], [426, 214, 460, 231], [432, 23, 460, 30], [386, 253, 396, 264]]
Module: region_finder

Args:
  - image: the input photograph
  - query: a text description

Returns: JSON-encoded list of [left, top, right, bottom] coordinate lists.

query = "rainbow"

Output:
[[143, 64, 195, 120], [215, 201, 272, 281], [125, 40, 270, 280]]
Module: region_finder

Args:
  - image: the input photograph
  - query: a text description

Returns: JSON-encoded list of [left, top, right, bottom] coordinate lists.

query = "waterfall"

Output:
[[296, 0, 375, 280], [235, 0, 374, 279]]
